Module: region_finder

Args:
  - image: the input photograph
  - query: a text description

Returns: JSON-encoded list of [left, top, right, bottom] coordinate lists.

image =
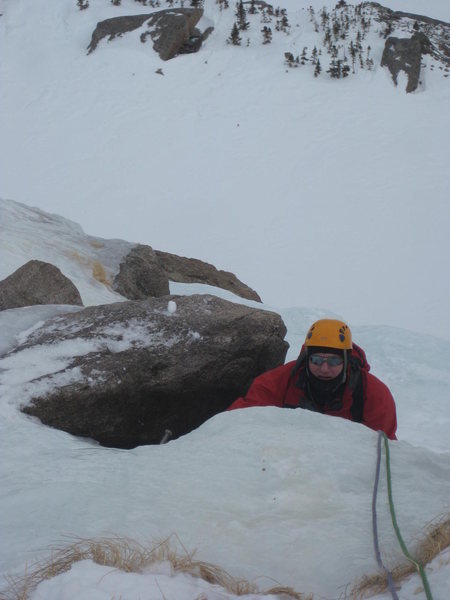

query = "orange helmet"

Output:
[[304, 319, 352, 350]]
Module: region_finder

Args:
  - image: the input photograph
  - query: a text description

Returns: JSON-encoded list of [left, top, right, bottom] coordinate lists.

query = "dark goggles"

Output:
[[309, 354, 344, 367]]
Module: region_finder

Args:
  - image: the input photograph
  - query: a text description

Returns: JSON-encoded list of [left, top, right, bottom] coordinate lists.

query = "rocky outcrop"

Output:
[[19, 294, 288, 448], [155, 250, 262, 302], [381, 32, 432, 92], [112, 245, 262, 303], [368, 1, 450, 78], [113, 245, 169, 299], [0, 260, 83, 311], [87, 9, 206, 61]]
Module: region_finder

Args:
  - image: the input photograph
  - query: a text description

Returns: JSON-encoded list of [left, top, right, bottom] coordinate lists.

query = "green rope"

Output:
[[382, 432, 434, 600]]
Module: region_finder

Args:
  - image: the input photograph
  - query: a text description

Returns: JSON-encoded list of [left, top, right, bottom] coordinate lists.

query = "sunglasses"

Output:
[[309, 354, 344, 367]]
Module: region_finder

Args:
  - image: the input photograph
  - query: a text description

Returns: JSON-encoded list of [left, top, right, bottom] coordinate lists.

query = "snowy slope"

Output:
[[1, 0, 449, 339], [0, 200, 449, 599]]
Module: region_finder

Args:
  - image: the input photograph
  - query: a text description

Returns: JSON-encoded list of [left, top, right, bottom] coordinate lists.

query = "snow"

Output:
[[0, 210, 449, 600], [0, 0, 449, 598], [167, 299, 177, 314]]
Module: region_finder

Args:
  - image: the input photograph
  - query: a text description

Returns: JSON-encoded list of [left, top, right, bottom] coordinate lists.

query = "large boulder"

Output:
[[155, 250, 262, 302], [381, 32, 432, 92], [0, 260, 83, 311], [113, 244, 170, 299], [19, 294, 288, 448], [87, 9, 206, 61]]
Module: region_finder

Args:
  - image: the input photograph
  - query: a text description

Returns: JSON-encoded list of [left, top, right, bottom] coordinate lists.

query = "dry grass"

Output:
[[89, 240, 105, 249], [91, 260, 111, 286], [1, 535, 312, 600], [4, 516, 448, 600], [350, 514, 450, 599], [66, 251, 111, 287]]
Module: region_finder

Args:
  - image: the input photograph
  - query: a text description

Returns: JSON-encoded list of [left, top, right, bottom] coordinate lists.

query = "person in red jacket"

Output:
[[228, 318, 397, 440]]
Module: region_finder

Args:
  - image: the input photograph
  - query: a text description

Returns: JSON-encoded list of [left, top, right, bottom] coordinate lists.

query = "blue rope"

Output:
[[372, 430, 400, 599]]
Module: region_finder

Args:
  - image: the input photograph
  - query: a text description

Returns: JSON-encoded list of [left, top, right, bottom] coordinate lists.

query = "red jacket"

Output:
[[228, 344, 397, 440]]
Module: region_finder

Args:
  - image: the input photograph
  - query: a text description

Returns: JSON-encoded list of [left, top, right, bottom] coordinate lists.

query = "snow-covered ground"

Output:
[[0, 199, 449, 599], [1, 0, 449, 598]]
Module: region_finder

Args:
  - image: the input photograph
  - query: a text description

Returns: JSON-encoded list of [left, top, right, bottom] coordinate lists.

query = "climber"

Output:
[[228, 318, 397, 439]]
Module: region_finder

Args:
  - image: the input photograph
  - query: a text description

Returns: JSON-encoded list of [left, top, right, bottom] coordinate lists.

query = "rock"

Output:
[[112, 245, 261, 303], [0, 260, 83, 311], [381, 32, 432, 92], [87, 9, 206, 61], [19, 295, 288, 448], [113, 245, 169, 299], [155, 250, 262, 302], [371, 1, 449, 91]]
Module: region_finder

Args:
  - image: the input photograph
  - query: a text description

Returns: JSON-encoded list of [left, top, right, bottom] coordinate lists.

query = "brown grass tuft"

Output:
[[66, 251, 111, 287], [350, 514, 450, 599], [91, 260, 111, 286], [1, 535, 312, 600], [89, 240, 105, 249]]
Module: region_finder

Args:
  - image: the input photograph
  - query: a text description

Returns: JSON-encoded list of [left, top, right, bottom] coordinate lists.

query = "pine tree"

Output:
[[328, 58, 342, 78], [332, 18, 340, 41], [261, 26, 272, 44], [235, 1, 249, 31], [300, 47, 308, 65], [228, 22, 242, 45], [349, 41, 356, 73], [284, 52, 296, 68], [280, 15, 290, 33], [382, 22, 393, 38], [366, 46, 373, 70], [248, 0, 257, 15], [261, 9, 271, 24], [314, 59, 322, 77]]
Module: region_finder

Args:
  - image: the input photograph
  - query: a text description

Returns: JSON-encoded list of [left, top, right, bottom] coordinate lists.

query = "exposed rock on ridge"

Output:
[[112, 245, 170, 300], [112, 244, 262, 303], [381, 32, 431, 92], [87, 9, 207, 61], [155, 249, 262, 302], [367, 1, 450, 91]]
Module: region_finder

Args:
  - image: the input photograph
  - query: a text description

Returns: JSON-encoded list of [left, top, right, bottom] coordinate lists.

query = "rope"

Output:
[[381, 432, 434, 600], [372, 430, 399, 599]]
